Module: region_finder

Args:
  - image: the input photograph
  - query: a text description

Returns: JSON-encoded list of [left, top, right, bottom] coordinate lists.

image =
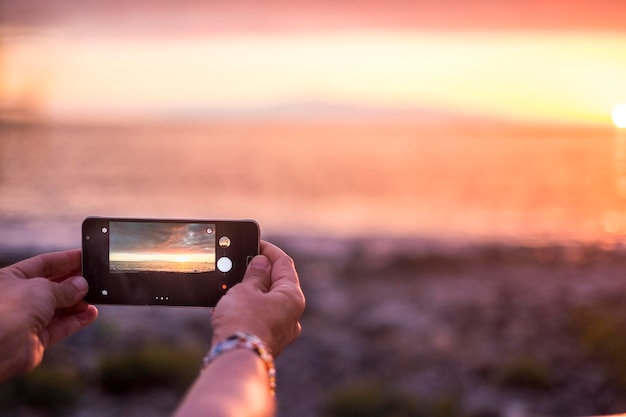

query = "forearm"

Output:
[[173, 349, 276, 417]]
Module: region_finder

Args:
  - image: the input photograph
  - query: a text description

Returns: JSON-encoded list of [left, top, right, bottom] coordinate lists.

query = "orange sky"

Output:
[[4, 0, 626, 33], [2, 0, 626, 125]]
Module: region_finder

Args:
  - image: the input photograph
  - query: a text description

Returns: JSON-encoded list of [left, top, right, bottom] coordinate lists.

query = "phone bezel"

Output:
[[82, 217, 260, 307]]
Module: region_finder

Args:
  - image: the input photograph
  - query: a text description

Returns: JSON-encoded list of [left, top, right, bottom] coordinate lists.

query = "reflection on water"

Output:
[[0, 122, 618, 249]]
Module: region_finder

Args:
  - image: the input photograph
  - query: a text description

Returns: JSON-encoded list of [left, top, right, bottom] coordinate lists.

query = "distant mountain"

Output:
[[154, 101, 511, 126], [104, 101, 603, 131]]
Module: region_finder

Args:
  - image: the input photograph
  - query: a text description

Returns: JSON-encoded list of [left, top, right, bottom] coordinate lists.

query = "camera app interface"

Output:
[[109, 222, 216, 274]]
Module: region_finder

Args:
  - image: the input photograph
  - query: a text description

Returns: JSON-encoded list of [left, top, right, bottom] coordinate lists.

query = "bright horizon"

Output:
[[110, 252, 215, 264], [3, 28, 625, 126]]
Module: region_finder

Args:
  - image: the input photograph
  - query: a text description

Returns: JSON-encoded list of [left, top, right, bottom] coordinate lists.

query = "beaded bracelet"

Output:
[[203, 332, 276, 394]]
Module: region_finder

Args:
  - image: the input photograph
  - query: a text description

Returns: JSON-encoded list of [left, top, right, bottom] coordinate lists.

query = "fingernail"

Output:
[[76, 306, 98, 325], [70, 276, 88, 292]]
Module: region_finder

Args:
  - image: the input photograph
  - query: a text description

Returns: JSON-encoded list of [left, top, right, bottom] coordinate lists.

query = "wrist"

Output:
[[204, 332, 276, 394]]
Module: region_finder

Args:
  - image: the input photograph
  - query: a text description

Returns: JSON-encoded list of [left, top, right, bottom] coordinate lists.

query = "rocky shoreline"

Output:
[[276, 237, 626, 416], [3, 237, 626, 417]]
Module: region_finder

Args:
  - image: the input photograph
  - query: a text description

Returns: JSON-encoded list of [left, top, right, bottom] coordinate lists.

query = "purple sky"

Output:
[[3, 0, 626, 35]]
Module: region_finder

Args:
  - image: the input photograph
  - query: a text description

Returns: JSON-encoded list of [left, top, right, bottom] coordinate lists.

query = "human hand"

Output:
[[0, 249, 98, 382], [211, 241, 305, 357]]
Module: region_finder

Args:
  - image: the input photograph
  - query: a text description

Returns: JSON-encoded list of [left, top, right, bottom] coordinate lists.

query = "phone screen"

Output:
[[82, 218, 259, 307], [109, 221, 217, 274]]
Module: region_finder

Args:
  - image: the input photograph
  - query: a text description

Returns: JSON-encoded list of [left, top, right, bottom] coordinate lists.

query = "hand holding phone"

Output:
[[82, 217, 260, 307]]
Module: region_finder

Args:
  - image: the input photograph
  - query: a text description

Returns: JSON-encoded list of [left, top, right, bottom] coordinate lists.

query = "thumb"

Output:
[[50, 276, 89, 308], [241, 255, 272, 292]]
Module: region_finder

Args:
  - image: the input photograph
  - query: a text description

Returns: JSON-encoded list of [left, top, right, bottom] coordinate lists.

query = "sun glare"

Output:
[[175, 255, 189, 263], [612, 104, 626, 128]]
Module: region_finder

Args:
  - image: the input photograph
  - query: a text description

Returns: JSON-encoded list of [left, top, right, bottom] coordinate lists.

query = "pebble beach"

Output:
[[3, 236, 626, 417]]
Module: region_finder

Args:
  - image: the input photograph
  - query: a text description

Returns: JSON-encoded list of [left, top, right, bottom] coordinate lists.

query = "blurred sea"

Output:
[[0, 121, 621, 253]]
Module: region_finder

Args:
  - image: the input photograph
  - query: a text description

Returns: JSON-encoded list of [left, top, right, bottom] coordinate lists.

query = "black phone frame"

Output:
[[82, 217, 259, 307]]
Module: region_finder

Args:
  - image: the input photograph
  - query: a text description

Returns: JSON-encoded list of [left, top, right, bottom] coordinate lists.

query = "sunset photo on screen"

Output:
[[109, 222, 216, 274]]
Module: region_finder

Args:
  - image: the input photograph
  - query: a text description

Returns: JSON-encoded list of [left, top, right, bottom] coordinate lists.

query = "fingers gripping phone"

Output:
[[82, 217, 260, 307]]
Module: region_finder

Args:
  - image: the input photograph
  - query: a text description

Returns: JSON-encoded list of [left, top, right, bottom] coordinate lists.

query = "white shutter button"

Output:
[[217, 257, 233, 273]]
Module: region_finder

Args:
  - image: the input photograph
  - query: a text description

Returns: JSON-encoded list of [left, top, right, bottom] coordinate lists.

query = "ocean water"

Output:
[[0, 121, 621, 252], [109, 260, 214, 274]]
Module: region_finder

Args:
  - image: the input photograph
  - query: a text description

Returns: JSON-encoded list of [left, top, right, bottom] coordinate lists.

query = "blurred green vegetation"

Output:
[[324, 382, 463, 417], [99, 343, 204, 395], [0, 342, 205, 415], [569, 300, 626, 391], [0, 363, 83, 414], [494, 355, 554, 390]]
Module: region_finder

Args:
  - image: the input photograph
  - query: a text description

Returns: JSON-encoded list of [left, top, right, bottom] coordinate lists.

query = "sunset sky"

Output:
[[1, 0, 626, 125], [109, 222, 215, 263]]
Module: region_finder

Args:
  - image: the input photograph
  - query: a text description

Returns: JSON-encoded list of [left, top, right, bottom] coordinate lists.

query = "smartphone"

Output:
[[82, 217, 260, 307]]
